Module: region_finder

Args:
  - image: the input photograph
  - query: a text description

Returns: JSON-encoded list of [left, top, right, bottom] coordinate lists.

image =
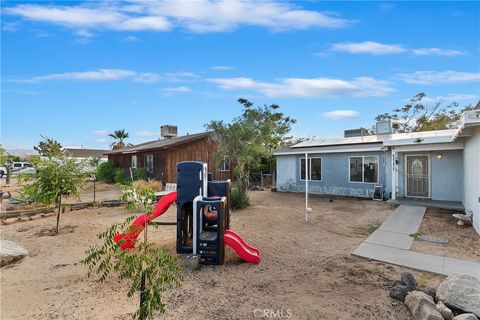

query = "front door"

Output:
[[405, 155, 430, 198]]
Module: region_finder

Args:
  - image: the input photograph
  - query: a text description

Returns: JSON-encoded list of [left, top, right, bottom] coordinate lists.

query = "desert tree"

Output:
[[375, 93, 473, 133], [33, 136, 64, 158], [21, 139, 89, 234], [206, 98, 296, 207]]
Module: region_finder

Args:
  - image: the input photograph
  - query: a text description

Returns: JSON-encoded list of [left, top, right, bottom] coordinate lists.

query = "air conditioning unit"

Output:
[[161, 125, 178, 139], [463, 110, 480, 126]]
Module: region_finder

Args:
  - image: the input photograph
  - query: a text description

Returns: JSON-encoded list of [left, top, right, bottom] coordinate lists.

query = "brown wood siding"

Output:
[[108, 136, 232, 183]]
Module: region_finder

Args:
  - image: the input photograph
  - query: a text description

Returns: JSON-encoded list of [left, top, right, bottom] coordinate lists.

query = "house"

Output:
[[65, 148, 109, 160], [105, 126, 231, 183], [274, 108, 480, 235]]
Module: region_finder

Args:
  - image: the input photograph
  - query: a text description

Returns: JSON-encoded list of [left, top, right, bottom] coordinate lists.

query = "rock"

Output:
[[436, 301, 453, 320], [391, 283, 410, 301], [418, 235, 449, 244], [0, 240, 28, 267], [452, 211, 473, 226], [452, 314, 478, 320], [390, 272, 419, 302], [421, 287, 437, 300], [437, 274, 480, 317], [405, 291, 444, 320], [402, 272, 419, 291]]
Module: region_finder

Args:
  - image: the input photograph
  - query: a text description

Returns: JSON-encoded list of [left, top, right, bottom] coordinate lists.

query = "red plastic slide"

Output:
[[224, 229, 260, 264], [114, 191, 177, 250]]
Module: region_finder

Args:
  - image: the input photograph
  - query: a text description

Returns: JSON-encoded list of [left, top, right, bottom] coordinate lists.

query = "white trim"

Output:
[[299, 157, 323, 182], [275, 146, 383, 156], [348, 155, 380, 184], [131, 155, 137, 169], [192, 195, 203, 255], [392, 142, 464, 152], [404, 154, 431, 199]]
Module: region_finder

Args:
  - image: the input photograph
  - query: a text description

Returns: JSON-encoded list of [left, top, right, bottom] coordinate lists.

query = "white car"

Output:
[[11, 162, 33, 172], [0, 166, 6, 178]]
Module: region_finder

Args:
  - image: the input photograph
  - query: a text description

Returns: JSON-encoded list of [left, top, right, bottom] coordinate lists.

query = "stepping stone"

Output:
[[1, 240, 28, 267]]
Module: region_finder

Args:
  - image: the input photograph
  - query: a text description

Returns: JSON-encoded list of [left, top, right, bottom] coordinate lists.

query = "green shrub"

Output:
[[114, 168, 128, 184], [231, 182, 250, 209], [96, 162, 117, 183], [134, 167, 148, 181]]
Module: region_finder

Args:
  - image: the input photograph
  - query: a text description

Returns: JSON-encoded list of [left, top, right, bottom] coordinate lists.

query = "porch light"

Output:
[[436, 153, 443, 160]]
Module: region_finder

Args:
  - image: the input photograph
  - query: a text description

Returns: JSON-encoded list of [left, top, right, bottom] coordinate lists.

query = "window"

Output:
[[131, 155, 137, 169], [349, 156, 379, 183], [219, 155, 230, 171], [145, 154, 153, 173], [300, 158, 322, 181]]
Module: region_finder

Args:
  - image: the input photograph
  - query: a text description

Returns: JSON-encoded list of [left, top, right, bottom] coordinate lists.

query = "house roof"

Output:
[[105, 131, 213, 155], [275, 128, 461, 156], [65, 148, 109, 158]]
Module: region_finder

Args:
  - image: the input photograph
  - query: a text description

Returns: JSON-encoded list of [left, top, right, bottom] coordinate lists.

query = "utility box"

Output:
[[161, 125, 178, 139]]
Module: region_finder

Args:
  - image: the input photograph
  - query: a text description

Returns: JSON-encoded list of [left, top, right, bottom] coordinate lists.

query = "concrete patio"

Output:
[[388, 198, 465, 212], [353, 205, 480, 279]]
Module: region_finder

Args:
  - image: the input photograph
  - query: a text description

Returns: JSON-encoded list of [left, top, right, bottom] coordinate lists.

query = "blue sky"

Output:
[[1, 1, 479, 151]]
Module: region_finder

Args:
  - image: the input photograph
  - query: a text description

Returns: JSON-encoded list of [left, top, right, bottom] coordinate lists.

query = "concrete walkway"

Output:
[[353, 205, 480, 279]]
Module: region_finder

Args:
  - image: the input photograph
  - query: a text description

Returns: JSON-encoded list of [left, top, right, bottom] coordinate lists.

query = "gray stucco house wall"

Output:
[[276, 151, 388, 199], [396, 149, 464, 202]]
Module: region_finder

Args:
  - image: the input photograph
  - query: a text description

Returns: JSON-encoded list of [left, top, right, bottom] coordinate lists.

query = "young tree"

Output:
[[84, 184, 181, 320], [206, 98, 296, 207], [34, 136, 64, 158], [375, 93, 473, 133], [21, 154, 89, 234], [109, 129, 132, 150]]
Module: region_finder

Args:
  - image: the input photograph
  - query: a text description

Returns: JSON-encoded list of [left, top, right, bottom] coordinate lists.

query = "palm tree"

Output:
[[109, 129, 131, 150]]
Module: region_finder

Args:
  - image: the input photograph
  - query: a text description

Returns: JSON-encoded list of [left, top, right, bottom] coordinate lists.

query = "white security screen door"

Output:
[[405, 155, 430, 198]]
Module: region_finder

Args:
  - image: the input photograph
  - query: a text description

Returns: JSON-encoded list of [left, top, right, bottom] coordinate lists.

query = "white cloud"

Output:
[[76, 29, 94, 38], [161, 71, 200, 82], [332, 41, 406, 55], [121, 35, 139, 42], [331, 41, 467, 57], [208, 76, 394, 98], [398, 70, 480, 85], [411, 48, 467, 57], [211, 66, 234, 71], [160, 86, 192, 96], [5, 4, 171, 31], [136, 130, 158, 138], [10, 69, 161, 83], [6, 1, 351, 34], [322, 110, 359, 120], [92, 130, 108, 136], [415, 94, 479, 104]]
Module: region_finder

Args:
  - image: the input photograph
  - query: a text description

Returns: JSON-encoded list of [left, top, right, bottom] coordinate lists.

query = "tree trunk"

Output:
[[56, 196, 61, 234]]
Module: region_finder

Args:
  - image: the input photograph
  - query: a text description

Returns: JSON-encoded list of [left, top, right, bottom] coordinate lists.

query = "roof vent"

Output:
[[161, 125, 177, 139], [344, 128, 370, 138], [376, 120, 392, 135]]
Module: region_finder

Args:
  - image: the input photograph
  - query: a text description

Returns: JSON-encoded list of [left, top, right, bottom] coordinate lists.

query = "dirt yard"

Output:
[[411, 208, 480, 262], [1, 192, 446, 320]]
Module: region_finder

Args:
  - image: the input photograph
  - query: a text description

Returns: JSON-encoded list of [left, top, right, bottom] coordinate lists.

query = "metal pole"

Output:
[[93, 175, 96, 204], [305, 152, 308, 222]]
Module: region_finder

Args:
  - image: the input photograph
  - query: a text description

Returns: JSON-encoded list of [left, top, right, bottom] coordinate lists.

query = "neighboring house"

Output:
[[274, 108, 480, 235], [65, 148, 109, 160], [105, 128, 231, 183]]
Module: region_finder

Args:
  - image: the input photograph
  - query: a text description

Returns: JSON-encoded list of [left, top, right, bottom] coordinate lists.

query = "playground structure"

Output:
[[114, 161, 260, 265]]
